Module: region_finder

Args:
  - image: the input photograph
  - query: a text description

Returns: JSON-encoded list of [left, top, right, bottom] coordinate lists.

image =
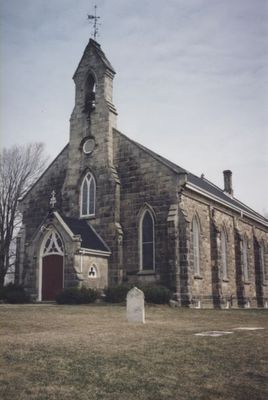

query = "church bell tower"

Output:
[[62, 39, 123, 284], [62, 39, 118, 214]]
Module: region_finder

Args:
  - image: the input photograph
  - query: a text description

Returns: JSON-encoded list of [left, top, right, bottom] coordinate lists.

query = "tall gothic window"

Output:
[[260, 244, 267, 283], [140, 210, 155, 271], [192, 216, 200, 275], [80, 173, 96, 217], [242, 237, 249, 282], [220, 229, 228, 279]]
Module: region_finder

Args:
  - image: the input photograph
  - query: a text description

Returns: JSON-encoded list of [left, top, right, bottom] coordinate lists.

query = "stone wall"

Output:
[[74, 254, 108, 290], [178, 188, 268, 308], [254, 226, 268, 307], [179, 193, 213, 307], [113, 130, 178, 287]]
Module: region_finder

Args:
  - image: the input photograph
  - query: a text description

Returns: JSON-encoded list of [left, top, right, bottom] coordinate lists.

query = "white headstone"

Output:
[[126, 287, 145, 323]]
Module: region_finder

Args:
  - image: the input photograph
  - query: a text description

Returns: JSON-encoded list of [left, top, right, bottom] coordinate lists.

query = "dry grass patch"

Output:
[[0, 305, 267, 400]]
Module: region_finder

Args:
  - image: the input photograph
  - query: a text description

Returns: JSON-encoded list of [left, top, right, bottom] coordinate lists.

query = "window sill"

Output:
[[194, 275, 203, 280], [80, 215, 96, 220], [137, 270, 156, 276]]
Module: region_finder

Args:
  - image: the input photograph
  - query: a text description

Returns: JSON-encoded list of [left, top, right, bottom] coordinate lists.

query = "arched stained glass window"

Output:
[[140, 210, 155, 270], [192, 217, 200, 275], [242, 237, 249, 282], [43, 231, 64, 256], [81, 173, 96, 217], [221, 230, 228, 279], [260, 244, 267, 282]]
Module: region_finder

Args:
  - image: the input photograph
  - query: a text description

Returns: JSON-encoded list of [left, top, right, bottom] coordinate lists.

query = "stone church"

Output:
[[16, 39, 268, 308]]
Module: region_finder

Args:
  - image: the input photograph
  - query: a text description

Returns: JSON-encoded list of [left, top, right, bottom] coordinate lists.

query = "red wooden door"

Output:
[[42, 255, 63, 300]]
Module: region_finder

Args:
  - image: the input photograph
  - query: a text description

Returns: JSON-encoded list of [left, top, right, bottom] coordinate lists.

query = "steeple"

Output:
[[62, 39, 118, 218], [73, 39, 115, 79], [70, 38, 117, 142]]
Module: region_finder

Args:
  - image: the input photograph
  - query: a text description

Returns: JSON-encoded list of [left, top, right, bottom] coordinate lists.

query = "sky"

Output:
[[0, 0, 268, 216]]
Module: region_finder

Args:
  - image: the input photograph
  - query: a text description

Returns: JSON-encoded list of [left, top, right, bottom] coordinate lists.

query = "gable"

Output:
[[113, 128, 182, 176]]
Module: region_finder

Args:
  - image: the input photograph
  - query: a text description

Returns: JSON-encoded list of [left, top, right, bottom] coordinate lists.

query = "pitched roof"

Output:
[[90, 40, 116, 74], [187, 173, 265, 221], [60, 215, 110, 253], [114, 129, 267, 226]]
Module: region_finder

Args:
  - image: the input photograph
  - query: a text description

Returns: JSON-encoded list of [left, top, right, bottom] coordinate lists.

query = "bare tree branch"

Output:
[[0, 143, 48, 287]]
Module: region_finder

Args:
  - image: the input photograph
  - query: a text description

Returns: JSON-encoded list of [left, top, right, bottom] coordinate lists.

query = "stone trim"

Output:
[[137, 270, 156, 276], [79, 248, 111, 257]]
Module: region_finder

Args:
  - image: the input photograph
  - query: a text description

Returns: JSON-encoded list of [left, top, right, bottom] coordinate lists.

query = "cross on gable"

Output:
[[50, 190, 57, 209]]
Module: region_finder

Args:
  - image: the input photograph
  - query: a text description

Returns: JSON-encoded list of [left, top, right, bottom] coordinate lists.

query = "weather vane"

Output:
[[87, 5, 100, 40]]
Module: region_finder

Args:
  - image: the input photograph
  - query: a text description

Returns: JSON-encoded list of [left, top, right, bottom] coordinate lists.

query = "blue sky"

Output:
[[1, 0, 267, 215]]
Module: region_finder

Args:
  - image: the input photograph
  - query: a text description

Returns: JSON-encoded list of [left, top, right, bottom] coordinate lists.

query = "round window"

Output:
[[83, 138, 95, 154]]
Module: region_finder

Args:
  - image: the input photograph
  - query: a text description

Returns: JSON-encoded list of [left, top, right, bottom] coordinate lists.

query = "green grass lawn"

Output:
[[0, 304, 267, 400]]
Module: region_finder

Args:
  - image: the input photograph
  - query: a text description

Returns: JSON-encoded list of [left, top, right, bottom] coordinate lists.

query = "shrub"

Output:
[[104, 284, 131, 303], [55, 287, 98, 305], [1, 283, 31, 304], [0, 286, 6, 301], [140, 285, 172, 304], [104, 284, 172, 304]]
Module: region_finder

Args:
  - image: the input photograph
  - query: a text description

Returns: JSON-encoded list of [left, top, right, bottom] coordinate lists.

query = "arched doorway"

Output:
[[41, 230, 64, 301]]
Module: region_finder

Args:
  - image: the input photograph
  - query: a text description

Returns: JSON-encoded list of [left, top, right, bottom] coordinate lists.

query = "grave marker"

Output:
[[126, 287, 145, 323]]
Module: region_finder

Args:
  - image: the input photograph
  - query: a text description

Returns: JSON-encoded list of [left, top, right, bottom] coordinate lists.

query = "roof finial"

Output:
[[87, 5, 100, 41]]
